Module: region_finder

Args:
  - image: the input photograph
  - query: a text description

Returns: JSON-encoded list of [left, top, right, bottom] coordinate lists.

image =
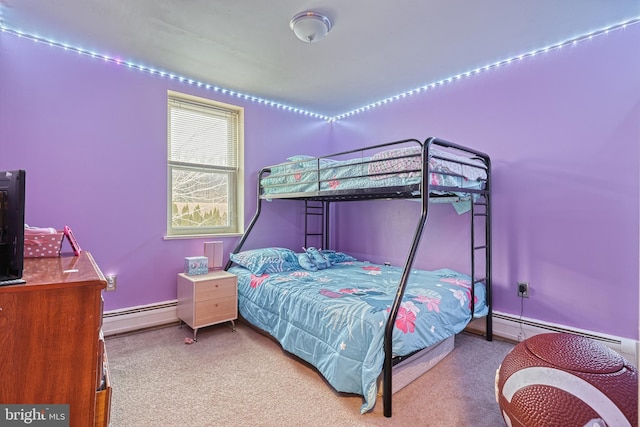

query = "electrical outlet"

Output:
[[517, 281, 529, 298], [105, 275, 117, 292]]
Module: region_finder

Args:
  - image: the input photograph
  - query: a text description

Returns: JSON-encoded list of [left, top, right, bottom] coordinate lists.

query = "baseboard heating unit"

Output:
[[102, 303, 638, 367], [467, 311, 638, 366], [102, 300, 178, 336]]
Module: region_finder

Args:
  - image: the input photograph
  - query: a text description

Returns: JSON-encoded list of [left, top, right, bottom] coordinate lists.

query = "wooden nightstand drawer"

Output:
[[195, 295, 237, 324], [195, 277, 236, 300]]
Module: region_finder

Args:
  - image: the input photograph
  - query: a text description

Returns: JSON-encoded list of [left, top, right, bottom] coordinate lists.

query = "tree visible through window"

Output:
[[167, 92, 243, 236]]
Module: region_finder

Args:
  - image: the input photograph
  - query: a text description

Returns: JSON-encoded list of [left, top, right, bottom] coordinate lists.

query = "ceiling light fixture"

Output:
[[290, 11, 332, 43]]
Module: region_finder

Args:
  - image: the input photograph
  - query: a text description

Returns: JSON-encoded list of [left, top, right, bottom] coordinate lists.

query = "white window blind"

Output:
[[167, 93, 243, 236]]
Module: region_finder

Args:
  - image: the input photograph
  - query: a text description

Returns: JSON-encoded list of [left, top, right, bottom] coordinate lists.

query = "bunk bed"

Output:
[[225, 136, 492, 417]]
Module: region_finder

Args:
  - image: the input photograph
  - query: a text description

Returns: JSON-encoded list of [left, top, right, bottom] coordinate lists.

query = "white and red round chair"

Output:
[[495, 333, 637, 427]]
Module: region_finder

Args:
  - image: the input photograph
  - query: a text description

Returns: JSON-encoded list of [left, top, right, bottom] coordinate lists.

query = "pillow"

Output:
[[320, 250, 357, 264], [286, 155, 315, 162], [229, 247, 300, 275], [286, 155, 338, 169], [368, 146, 421, 180], [281, 155, 318, 174]]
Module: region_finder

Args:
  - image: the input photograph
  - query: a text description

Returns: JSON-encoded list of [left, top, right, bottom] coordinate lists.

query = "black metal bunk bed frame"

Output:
[[226, 136, 492, 417]]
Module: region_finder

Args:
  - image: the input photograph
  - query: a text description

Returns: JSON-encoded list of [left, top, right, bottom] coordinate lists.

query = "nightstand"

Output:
[[177, 270, 238, 341]]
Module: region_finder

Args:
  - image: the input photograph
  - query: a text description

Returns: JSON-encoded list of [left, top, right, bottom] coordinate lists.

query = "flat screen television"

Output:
[[0, 170, 26, 285]]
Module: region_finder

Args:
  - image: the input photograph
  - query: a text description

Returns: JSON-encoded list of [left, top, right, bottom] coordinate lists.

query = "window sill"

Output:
[[163, 233, 243, 240]]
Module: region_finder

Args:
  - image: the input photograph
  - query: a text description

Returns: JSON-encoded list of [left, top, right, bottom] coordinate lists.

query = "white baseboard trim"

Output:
[[102, 300, 179, 337], [467, 311, 638, 366], [102, 302, 639, 366]]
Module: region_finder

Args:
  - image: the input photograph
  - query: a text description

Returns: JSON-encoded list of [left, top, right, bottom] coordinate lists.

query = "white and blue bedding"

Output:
[[228, 255, 488, 413], [260, 146, 487, 206]]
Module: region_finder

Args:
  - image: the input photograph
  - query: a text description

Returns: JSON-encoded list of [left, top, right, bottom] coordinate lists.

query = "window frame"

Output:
[[166, 90, 244, 238]]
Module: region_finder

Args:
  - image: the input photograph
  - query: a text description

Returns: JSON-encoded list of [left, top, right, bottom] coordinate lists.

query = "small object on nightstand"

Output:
[[177, 270, 238, 341], [204, 241, 224, 270], [184, 256, 208, 275]]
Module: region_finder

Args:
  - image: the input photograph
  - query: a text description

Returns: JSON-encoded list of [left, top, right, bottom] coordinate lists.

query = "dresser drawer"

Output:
[[95, 344, 111, 427]]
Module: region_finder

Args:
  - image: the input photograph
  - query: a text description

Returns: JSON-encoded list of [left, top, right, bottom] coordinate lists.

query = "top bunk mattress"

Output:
[[259, 139, 489, 203]]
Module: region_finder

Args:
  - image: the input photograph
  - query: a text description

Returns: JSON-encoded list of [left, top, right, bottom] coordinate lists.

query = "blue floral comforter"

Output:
[[228, 261, 488, 413], [260, 147, 487, 213]]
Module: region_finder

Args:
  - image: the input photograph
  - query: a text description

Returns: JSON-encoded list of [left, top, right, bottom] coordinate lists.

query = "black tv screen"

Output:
[[0, 170, 26, 284]]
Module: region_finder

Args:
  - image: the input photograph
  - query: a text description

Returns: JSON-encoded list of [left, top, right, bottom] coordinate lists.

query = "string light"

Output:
[[1, 17, 638, 123], [331, 17, 640, 121], [0, 24, 331, 121]]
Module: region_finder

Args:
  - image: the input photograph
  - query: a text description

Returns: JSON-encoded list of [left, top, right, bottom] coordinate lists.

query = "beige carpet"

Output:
[[105, 322, 514, 426]]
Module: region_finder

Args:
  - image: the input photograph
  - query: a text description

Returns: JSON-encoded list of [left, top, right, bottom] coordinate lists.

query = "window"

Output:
[[167, 91, 244, 237]]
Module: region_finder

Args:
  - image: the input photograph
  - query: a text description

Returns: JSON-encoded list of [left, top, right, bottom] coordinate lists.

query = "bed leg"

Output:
[[383, 366, 392, 417]]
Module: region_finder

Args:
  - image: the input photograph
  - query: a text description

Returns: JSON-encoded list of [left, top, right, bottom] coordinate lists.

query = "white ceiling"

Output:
[[2, 1, 639, 117]]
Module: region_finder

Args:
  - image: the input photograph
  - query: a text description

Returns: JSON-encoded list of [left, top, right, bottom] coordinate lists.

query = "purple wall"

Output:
[[330, 25, 639, 340], [0, 34, 327, 311], [1, 24, 637, 341]]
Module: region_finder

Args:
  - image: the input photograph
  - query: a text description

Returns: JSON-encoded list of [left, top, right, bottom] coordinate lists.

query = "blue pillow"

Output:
[[296, 248, 356, 271], [229, 247, 300, 276], [285, 155, 317, 171], [320, 250, 357, 264], [286, 155, 337, 170], [286, 155, 315, 162]]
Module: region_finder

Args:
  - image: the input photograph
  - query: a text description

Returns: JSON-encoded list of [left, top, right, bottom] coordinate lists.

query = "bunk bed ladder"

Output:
[[304, 200, 329, 249], [471, 192, 493, 341]]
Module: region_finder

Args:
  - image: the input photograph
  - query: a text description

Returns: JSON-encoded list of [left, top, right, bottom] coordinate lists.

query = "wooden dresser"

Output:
[[0, 252, 111, 427]]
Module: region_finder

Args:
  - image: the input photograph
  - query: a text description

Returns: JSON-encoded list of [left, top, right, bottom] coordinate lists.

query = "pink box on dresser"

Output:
[[24, 231, 64, 258]]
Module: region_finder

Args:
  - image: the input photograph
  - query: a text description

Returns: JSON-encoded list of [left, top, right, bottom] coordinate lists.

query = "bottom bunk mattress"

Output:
[[228, 259, 488, 413]]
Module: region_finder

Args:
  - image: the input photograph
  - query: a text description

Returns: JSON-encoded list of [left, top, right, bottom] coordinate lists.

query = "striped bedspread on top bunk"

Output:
[[228, 254, 488, 413], [259, 145, 487, 202]]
